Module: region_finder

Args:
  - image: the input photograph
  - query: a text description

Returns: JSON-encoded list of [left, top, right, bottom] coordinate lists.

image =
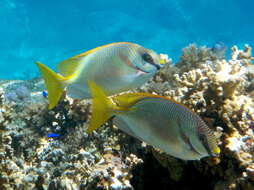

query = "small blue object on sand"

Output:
[[42, 90, 48, 98], [47, 133, 60, 138]]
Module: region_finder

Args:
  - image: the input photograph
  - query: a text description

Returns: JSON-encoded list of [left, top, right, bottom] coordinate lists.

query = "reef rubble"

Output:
[[0, 44, 254, 190]]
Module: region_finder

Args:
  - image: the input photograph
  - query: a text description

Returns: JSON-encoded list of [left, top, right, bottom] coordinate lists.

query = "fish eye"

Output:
[[142, 52, 154, 64]]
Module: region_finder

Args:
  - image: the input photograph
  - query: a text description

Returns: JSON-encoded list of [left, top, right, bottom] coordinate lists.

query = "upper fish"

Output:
[[87, 81, 220, 160], [35, 42, 164, 109]]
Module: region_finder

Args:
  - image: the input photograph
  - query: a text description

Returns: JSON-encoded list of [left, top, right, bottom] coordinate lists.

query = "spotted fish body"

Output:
[[35, 42, 163, 109], [88, 81, 220, 160]]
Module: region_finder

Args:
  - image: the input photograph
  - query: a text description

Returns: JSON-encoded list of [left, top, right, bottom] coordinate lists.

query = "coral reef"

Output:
[[0, 79, 144, 190], [1, 44, 254, 190]]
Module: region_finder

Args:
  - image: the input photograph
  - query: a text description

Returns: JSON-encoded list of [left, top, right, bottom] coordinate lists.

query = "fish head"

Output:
[[131, 47, 163, 73], [198, 132, 220, 157]]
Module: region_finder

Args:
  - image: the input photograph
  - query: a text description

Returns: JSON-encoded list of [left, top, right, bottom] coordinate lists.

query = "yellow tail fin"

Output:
[[87, 81, 116, 133], [35, 61, 65, 109]]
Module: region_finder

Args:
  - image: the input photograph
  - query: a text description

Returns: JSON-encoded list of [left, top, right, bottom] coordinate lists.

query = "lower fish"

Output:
[[87, 81, 220, 160]]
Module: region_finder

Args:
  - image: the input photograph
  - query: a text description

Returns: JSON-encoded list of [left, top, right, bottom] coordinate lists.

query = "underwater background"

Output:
[[1, 0, 254, 79], [1, 1, 254, 190]]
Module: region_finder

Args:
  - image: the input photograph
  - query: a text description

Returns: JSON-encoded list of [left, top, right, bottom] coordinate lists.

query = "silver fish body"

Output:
[[113, 97, 217, 160], [64, 42, 161, 98], [35, 42, 163, 109], [87, 81, 220, 160]]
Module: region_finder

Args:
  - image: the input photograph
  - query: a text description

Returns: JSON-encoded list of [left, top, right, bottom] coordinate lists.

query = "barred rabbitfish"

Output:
[[87, 81, 220, 160], [36, 42, 164, 109]]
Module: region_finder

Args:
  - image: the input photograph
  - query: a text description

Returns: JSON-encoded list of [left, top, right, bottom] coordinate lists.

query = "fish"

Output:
[[42, 90, 48, 98], [87, 81, 220, 160], [35, 42, 164, 109], [47, 133, 60, 138]]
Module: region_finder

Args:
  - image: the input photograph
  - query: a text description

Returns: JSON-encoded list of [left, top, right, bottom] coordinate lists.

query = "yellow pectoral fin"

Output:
[[35, 62, 66, 109]]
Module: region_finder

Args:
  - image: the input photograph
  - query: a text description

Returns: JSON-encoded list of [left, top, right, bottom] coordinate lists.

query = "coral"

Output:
[[4, 82, 31, 102], [176, 44, 217, 72], [0, 79, 144, 190]]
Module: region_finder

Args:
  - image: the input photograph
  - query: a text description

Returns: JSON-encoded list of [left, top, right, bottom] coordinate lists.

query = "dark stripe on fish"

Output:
[[178, 120, 202, 156], [142, 52, 160, 70], [197, 121, 215, 156], [151, 62, 160, 70], [198, 133, 214, 156]]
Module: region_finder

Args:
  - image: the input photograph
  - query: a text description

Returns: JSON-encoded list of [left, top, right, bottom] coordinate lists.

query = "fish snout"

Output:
[[153, 62, 162, 70]]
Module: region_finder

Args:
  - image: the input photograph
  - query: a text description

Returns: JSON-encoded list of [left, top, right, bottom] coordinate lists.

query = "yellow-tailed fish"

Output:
[[87, 81, 220, 160], [35, 42, 164, 109]]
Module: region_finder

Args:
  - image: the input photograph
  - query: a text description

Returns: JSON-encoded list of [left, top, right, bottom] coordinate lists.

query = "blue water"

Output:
[[1, 0, 254, 79]]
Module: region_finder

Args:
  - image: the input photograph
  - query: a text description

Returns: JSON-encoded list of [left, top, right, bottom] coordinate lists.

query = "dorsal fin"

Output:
[[57, 42, 133, 77], [112, 93, 151, 108]]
